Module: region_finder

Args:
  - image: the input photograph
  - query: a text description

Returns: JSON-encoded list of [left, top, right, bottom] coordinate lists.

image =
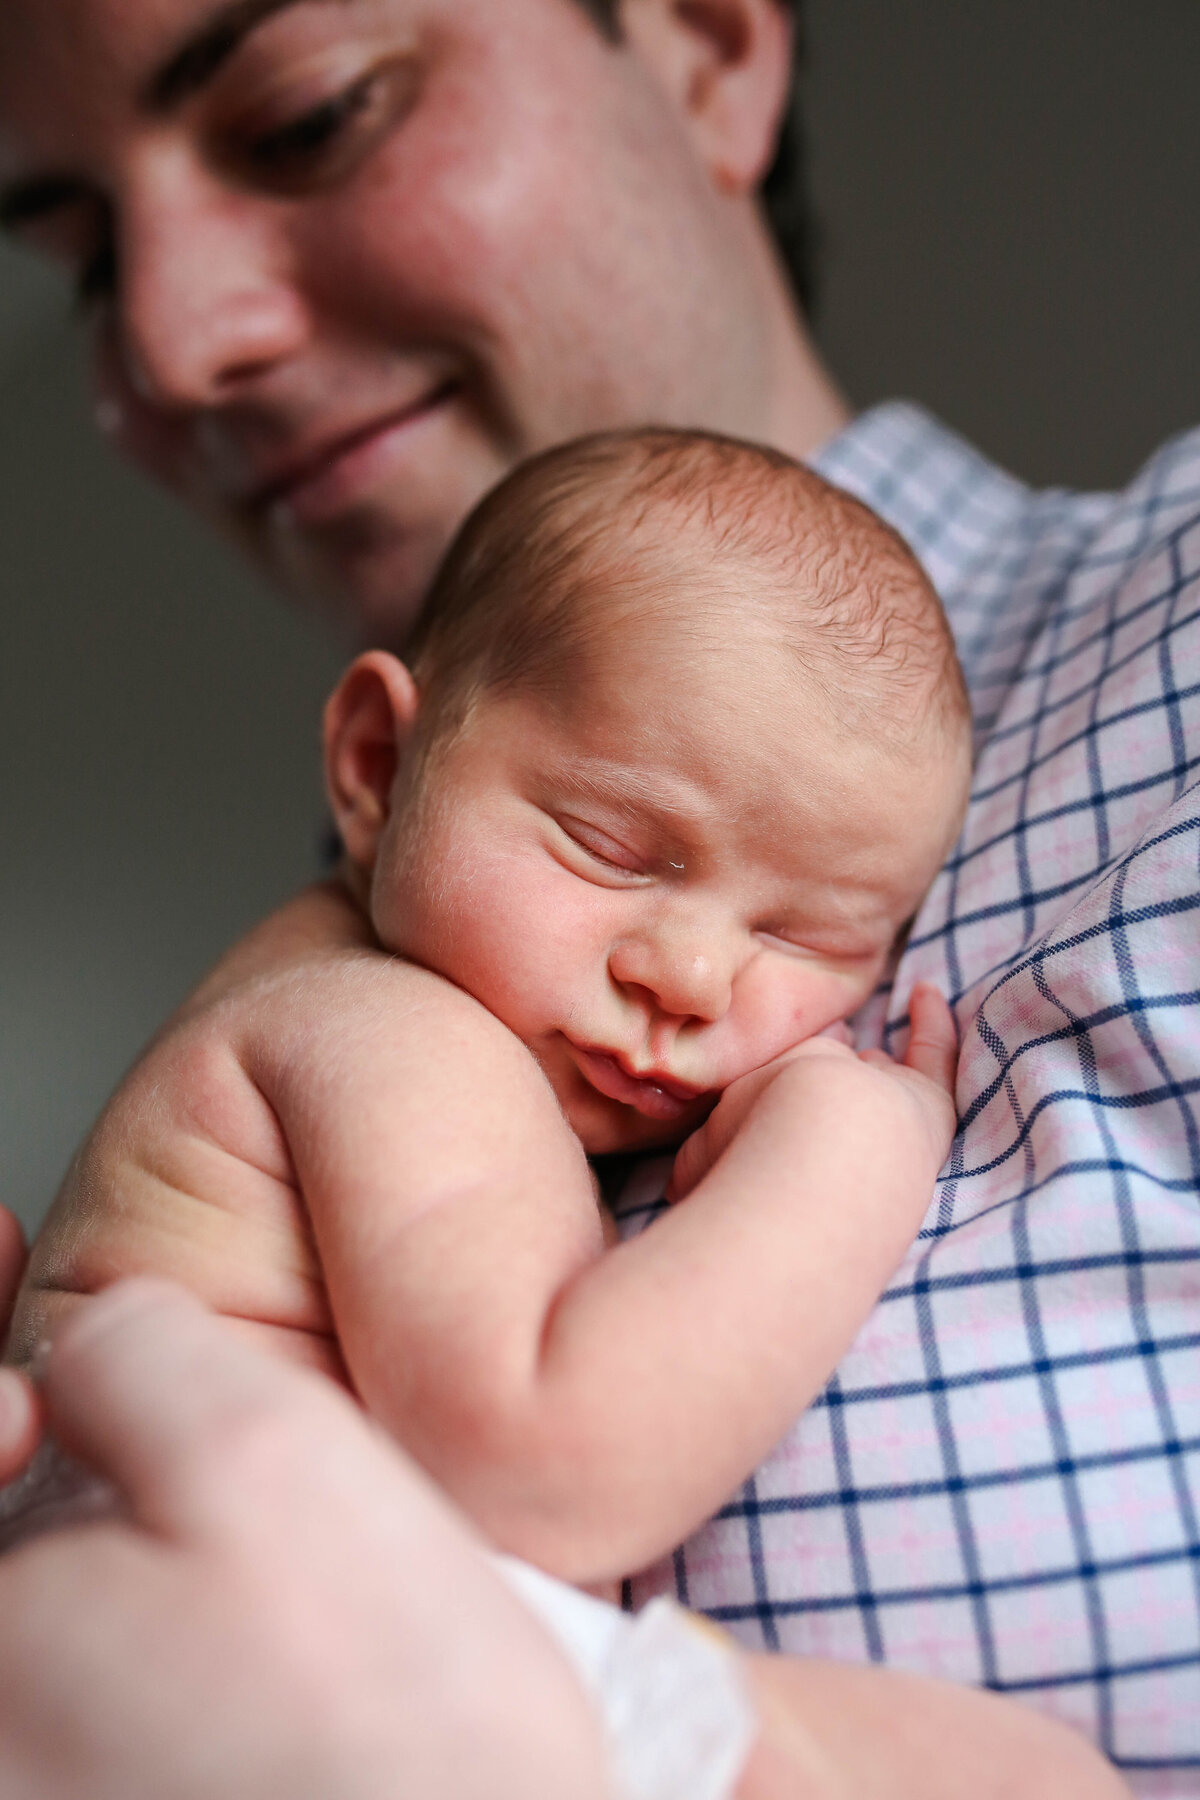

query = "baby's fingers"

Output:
[[904, 983, 958, 1094]]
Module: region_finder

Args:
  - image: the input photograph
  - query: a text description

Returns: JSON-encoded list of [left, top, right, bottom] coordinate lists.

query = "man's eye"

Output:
[[228, 61, 414, 193], [247, 81, 370, 167]]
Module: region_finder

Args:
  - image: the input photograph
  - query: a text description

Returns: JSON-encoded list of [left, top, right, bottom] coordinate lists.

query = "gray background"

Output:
[[3, 0, 1199, 1233]]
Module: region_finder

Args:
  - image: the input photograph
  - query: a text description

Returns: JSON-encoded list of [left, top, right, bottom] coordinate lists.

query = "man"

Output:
[[0, 0, 843, 642], [0, 0, 1196, 1787]]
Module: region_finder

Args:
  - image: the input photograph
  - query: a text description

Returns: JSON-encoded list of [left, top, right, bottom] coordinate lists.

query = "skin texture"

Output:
[[0, 0, 846, 640], [0, 1279, 1134, 1799], [0, 1282, 613, 1800], [0, 0, 1128, 1787], [341, 624, 967, 1157], [8, 949, 963, 1582], [10, 606, 965, 1578]]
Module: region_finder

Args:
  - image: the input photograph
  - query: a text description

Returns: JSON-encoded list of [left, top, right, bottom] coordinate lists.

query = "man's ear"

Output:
[[620, 0, 793, 194], [322, 651, 421, 876]]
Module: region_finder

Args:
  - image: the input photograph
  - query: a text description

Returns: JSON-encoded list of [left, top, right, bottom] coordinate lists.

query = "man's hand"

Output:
[[0, 1280, 609, 1800], [669, 982, 958, 1202], [0, 1271, 1130, 1800]]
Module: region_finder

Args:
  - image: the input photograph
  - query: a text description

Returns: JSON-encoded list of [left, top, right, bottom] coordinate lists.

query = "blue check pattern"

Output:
[[618, 404, 1200, 1790]]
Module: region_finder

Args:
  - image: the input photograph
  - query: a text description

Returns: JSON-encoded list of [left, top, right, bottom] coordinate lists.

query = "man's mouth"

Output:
[[569, 1044, 709, 1123], [245, 382, 459, 528]]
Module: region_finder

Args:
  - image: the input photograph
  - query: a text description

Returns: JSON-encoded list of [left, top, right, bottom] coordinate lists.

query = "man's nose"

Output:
[[608, 925, 736, 1024], [116, 162, 309, 409]]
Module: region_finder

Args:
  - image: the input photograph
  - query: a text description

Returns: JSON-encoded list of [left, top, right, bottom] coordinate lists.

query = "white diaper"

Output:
[[493, 1553, 756, 1800]]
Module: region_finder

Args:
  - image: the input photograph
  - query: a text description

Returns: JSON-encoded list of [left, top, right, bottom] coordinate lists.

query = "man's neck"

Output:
[[760, 250, 852, 463], [771, 324, 852, 465], [726, 201, 852, 466]]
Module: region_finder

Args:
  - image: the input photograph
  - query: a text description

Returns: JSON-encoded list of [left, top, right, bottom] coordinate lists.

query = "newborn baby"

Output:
[[9, 428, 972, 1585]]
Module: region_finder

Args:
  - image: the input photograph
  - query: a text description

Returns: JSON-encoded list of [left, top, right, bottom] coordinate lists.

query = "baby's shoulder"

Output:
[[227, 943, 527, 1083]]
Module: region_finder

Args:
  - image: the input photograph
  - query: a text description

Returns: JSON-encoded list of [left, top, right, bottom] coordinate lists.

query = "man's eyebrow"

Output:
[[144, 0, 345, 113], [0, 0, 350, 229]]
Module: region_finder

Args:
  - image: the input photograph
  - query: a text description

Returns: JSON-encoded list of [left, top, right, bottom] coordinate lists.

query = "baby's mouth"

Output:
[[570, 1044, 708, 1123]]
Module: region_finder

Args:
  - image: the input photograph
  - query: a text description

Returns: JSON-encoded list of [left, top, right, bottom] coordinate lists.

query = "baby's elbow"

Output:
[[472, 1482, 644, 1588], [416, 1398, 646, 1586]]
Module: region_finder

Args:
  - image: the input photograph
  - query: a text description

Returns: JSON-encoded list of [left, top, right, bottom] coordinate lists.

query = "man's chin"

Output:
[[251, 511, 447, 650]]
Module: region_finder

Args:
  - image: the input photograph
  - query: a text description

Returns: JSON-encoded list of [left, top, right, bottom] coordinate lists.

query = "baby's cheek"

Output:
[[739, 965, 864, 1066]]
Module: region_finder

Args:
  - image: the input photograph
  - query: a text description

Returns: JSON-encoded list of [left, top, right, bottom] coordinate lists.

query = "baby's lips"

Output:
[[571, 1045, 705, 1122]]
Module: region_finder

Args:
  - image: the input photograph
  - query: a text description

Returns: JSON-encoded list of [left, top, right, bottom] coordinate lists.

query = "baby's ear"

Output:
[[323, 652, 420, 875]]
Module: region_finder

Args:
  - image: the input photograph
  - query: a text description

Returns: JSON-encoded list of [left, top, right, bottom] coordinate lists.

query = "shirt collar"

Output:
[[808, 401, 1034, 605]]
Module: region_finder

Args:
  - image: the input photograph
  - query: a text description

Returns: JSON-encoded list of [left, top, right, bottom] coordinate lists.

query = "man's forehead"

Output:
[[0, 0, 586, 91]]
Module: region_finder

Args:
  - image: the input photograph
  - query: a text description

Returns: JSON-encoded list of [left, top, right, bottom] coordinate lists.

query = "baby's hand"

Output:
[[667, 983, 958, 1202]]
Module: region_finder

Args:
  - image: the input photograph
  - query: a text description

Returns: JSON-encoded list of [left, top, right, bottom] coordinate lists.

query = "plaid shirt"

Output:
[[618, 403, 1200, 1791]]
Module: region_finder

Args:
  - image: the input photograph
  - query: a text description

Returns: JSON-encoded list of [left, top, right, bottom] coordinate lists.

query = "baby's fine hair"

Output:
[[405, 428, 969, 758]]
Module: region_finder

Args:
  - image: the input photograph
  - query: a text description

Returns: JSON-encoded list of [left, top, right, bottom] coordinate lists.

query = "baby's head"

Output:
[[325, 429, 971, 1155]]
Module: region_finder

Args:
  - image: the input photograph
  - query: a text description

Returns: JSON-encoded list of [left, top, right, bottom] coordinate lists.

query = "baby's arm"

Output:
[[275, 972, 956, 1586], [7, 877, 374, 1376], [9, 952, 952, 1582]]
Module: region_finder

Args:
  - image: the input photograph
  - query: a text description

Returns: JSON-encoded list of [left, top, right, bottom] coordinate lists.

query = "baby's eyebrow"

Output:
[[554, 758, 710, 828]]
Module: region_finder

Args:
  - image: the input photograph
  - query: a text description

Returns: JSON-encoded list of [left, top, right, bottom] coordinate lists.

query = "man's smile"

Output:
[[241, 381, 463, 530]]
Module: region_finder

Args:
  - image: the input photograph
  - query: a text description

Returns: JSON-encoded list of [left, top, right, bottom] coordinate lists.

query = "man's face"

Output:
[[369, 623, 962, 1156], [0, 0, 779, 641]]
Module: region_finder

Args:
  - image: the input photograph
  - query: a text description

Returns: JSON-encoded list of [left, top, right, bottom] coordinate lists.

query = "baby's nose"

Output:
[[608, 935, 734, 1023]]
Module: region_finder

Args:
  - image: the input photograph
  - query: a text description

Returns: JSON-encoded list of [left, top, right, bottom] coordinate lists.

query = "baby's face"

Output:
[[372, 629, 964, 1155]]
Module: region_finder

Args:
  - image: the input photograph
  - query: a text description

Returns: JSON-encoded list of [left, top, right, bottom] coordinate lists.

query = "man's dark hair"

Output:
[[571, 0, 813, 315]]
